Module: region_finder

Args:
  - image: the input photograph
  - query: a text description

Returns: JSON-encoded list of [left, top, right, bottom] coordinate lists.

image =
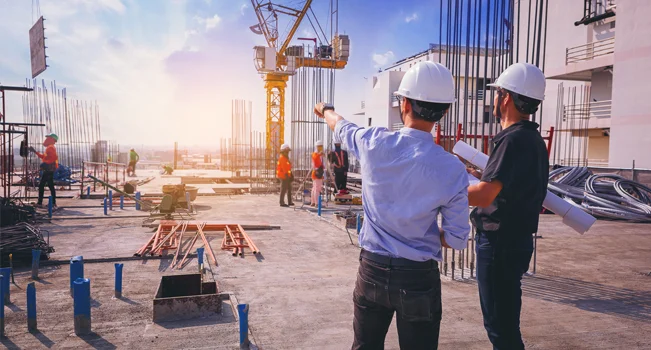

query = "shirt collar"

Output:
[[493, 120, 540, 143], [400, 127, 434, 141]]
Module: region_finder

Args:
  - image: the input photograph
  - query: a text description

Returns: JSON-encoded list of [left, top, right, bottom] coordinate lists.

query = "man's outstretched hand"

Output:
[[314, 102, 326, 118]]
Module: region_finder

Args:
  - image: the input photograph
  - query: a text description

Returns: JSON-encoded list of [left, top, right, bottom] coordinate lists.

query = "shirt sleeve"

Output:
[[481, 138, 517, 189], [440, 183, 471, 250], [334, 119, 367, 160]]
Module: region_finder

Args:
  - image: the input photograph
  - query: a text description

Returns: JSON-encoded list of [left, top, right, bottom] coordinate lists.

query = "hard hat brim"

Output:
[[393, 91, 456, 104]]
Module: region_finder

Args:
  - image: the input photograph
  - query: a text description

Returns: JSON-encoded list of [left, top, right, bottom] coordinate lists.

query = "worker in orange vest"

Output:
[[30, 133, 59, 208], [328, 141, 349, 193], [311, 140, 325, 207], [276, 143, 294, 207]]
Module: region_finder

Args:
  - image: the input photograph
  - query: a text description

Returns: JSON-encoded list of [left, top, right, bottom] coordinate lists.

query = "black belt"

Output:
[[360, 249, 437, 269]]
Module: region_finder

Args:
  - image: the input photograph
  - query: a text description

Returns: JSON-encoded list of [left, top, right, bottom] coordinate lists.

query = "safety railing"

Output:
[[566, 37, 615, 64], [563, 100, 612, 121], [80, 161, 127, 197]]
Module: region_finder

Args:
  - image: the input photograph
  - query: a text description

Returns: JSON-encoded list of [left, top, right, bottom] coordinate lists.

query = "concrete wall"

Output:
[[588, 136, 610, 162], [609, 0, 651, 168]]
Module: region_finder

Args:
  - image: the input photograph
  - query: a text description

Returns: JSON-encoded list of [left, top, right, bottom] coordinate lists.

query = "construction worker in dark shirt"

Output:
[[467, 63, 549, 350], [30, 133, 59, 208], [328, 141, 349, 193]]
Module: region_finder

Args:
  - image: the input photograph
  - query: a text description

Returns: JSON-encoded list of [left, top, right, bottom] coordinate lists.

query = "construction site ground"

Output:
[[2, 192, 651, 349]]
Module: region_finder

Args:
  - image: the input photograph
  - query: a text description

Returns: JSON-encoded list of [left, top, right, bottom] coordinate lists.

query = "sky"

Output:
[[0, 0, 478, 148]]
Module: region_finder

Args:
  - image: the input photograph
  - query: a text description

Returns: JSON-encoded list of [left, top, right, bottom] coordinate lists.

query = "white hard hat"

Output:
[[315, 140, 323, 147], [394, 61, 455, 104], [280, 143, 290, 151], [488, 62, 546, 101]]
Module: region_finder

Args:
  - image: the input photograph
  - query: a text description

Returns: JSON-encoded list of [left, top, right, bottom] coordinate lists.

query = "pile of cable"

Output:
[[0, 222, 55, 264], [0, 196, 45, 227], [548, 167, 651, 222]]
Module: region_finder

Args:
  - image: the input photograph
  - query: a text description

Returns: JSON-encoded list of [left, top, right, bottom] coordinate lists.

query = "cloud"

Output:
[[241, 3, 248, 16], [372, 51, 395, 68], [405, 13, 418, 23], [195, 14, 221, 31]]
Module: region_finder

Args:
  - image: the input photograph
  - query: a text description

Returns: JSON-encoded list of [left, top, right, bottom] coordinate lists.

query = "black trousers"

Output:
[[352, 250, 442, 350], [279, 178, 292, 204], [476, 231, 533, 350], [334, 170, 347, 191], [38, 170, 56, 205]]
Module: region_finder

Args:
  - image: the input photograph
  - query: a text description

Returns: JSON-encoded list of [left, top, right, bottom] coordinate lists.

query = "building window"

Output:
[[368, 118, 372, 126]]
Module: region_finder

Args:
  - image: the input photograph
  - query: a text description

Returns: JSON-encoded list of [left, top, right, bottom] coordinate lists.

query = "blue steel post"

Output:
[[0, 268, 10, 303], [32, 249, 41, 279], [197, 247, 204, 273], [114, 263, 123, 298], [0, 275, 4, 338], [86, 186, 91, 198], [356, 214, 361, 234], [108, 190, 113, 210], [73, 278, 91, 335], [135, 192, 141, 210], [48, 196, 53, 218], [120, 195, 124, 210], [237, 304, 249, 347], [318, 195, 322, 216], [27, 282, 37, 331], [70, 256, 84, 296], [103, 197, 108, 215]]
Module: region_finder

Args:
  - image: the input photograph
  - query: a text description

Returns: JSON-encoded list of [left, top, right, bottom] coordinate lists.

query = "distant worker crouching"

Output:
[[328, 141, 349, 193], [277, 143, 294, 207], [30, 133, 59, 209], [311, 140, 325, 207]]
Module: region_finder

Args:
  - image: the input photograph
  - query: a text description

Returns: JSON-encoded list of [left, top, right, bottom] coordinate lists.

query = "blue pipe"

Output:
[[120, 195, 124, 210], [70, 256, 84, 296], [0, 275, 4, 338], [237, 304, 249, 346], [86, 186, 91, 198], [356, 214, 361, 234], [114, 263, 123, 298], [318, 194, 322, 216], [0, 268, 10, 303], [48, 196, 53, 218], [73, 278, 91, 335], [108, 190, 113, 210], [27, 282, 37, 331], [32, 249, 41, 280], [135, 192, 141, 211], [103, 197, 108, 216], [197, 247, 204, 272]]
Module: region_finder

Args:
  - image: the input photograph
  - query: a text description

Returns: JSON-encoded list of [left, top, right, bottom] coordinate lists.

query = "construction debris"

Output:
[[0, 197, 42, 226]]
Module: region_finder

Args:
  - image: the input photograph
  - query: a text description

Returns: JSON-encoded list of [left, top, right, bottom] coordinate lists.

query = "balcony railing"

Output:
[[566, 37, 615, 64], [563, 100, 612, 121]]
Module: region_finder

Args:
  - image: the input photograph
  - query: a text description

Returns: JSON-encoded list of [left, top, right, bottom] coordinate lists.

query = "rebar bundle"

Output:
[[0, 222, 54, 265], [0, 196, 44, 227], [548, 167, 651, 222]]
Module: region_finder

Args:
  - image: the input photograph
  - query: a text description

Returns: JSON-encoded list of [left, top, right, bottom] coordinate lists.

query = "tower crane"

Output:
[[249, 0, 349, 156]]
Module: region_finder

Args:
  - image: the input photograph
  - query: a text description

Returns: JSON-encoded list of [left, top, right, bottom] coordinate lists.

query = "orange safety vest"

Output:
[[312, 152, 324, 180], [277, 154, 292, 180]]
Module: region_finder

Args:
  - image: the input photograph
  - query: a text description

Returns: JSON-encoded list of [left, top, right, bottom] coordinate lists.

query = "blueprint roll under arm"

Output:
[[453, 141, 597, 234]]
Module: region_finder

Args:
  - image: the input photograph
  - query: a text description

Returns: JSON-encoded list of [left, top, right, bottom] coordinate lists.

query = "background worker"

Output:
[[314, 61, 470, 349], [467, 62, 549, 350], [30, 133, 59, 208], [328, 141, 349, 193], [128, 148, 140, 176], [277, 143, 294, 207], [310, 140, 325, 207]]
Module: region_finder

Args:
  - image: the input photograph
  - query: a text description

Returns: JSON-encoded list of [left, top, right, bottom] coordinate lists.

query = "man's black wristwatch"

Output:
[[321, 103, 335, 115]]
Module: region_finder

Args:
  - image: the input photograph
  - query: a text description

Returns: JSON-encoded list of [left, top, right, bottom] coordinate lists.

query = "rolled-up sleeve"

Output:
[[334, 119, 366, 159], [440, 186, 471, 250]]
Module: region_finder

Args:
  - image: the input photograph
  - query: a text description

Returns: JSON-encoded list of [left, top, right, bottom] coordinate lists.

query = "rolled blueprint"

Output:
[[453, 141, 597, 234]]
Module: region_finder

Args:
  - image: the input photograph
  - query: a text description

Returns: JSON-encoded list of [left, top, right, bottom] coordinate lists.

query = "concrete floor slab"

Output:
[[2, 193, 650, 349]]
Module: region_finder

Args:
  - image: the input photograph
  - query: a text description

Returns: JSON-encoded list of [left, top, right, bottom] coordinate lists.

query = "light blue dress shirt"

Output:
[[335, 119, 470, 262]]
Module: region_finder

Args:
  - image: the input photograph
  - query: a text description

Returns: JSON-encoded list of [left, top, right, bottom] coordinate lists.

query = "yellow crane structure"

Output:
[[249, 0, 349, 156]]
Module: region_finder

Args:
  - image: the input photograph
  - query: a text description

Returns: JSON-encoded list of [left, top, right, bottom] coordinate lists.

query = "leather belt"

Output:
[[360, 249, 437, 269]]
